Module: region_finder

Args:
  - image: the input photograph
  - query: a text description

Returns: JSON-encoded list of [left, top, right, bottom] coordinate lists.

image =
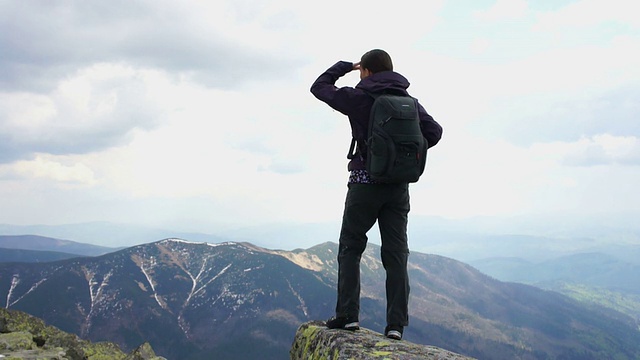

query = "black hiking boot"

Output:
[[385, 325, 403, 340], [325, 316, 360, 331]]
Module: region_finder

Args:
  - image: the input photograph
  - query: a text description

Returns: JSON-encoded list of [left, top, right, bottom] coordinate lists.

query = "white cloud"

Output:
[[0, 63, 170, 162], [458, 30, 640, 145], [1, 156, 97, 185], [416, 131, 640, 219], [47, 74, 352, 224], [474, 0, 529, 22], [562, 134, 640, 166], [535, 0, 640, 30], [0, 1, 301, 92], [470, 38, 492, 55], [412, 128, 556, 218], [1, 0, 639, 232]]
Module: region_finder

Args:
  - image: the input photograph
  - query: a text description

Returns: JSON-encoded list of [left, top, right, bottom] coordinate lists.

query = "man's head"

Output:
[[359, 49, 393, 79]]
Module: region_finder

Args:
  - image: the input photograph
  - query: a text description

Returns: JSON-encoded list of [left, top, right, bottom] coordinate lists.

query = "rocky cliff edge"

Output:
[[290, 321, 476, 360], [0, 308, 165, 360]]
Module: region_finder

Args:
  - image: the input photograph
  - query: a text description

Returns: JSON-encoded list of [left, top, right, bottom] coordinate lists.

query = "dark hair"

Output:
[[360, 49, 393, 73]]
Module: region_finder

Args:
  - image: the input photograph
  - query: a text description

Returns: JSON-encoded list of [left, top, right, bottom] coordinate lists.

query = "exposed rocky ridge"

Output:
[[0, 308, 164, 360], [290, 321, 476, 360]]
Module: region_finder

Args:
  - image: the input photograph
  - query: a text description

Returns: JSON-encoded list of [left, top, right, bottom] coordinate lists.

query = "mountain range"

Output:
[[470, 252, 640, 293], [3, 214, 639, 261], [0, 247, 85, 263], [469, 251, 640, 321], [0, 235, 116, 256], [1, 237, 639, 359]]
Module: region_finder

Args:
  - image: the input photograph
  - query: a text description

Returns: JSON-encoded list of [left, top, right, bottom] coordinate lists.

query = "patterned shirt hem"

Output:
[[348, 170, 376, 184]]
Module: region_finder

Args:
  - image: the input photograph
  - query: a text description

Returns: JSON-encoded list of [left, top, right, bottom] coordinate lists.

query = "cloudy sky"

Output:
[[1, 0, 638, 233]]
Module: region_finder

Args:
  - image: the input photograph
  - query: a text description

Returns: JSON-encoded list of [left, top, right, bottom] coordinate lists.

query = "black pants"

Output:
[[335, 182, 410, 327]]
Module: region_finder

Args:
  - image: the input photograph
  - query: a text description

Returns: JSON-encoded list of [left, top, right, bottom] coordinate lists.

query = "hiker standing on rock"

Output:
[[310, 49, 442, 340]]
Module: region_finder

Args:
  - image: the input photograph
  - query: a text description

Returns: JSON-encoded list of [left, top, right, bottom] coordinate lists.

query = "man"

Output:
[[310, 49, 442, 340]]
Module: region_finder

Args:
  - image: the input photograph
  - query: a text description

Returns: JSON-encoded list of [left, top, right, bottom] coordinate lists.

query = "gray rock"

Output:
[[0, 308, 164, 360], [0, 331, 36, 351], [125, 342, 166, 360], [290, 321, 476, 360]]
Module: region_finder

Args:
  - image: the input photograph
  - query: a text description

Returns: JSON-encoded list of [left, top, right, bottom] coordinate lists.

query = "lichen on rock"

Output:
[[0, 308, 165, 360], [0, 331, 36, 351], [290, 321, 476, 360]]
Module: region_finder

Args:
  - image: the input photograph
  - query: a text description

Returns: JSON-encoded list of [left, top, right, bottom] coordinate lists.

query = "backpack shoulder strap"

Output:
[[347, 90, 408, 160], [347, 138, 358, 160], [346, 90, 378, 160]]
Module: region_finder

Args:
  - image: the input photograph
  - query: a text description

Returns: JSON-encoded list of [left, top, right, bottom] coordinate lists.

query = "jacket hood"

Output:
[[355, 71, 410, 95]]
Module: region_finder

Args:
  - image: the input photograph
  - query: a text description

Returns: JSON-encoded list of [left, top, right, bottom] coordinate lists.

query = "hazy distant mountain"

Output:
[[1, 239, 639, 359], [586, 244, 640, 266], [0, 235, 117, 256], [0, 247, 85, 263], [217, 217, 616, 262], [0, 222, 227, 248], [470, 252, 640, 294], [469, 251, 640, 321], [3, 213, 640, 261]]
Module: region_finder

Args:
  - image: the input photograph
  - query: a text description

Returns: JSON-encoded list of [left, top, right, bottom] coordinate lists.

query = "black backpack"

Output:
[[348, 93, 427, 183]]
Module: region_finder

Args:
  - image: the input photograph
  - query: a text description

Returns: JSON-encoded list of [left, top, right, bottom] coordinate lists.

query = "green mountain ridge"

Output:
[[470, 252, 640, 321]]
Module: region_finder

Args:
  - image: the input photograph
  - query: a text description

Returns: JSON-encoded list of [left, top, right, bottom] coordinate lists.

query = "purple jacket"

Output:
[[311, 61, 443, 171]]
